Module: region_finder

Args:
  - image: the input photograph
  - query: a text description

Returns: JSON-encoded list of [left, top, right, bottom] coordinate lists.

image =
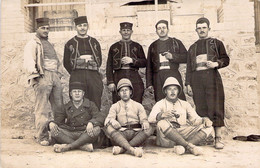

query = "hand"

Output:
[[147, 86, 154, 94], [86, 122, 95, 137], [110, 120, 121, 130], [187, 85, 193, 96], [108, 83, 116, 92], [203, 117, 213, 128], [206, 61, 218, 69], [121, 57, 133, 65], [142, 122, 150, 131], [160, 111, 176, 119], [163, 52, 173, 60], [49, 122, 59, 136]]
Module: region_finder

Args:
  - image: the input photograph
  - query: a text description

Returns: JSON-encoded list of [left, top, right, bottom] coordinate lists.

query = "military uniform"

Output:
[[23, 18, 63, 144], [49, 82, 107, 150], [63, 16, 103, 109], [146, 29, 187, 102], [106, 22, 146, 103], [186, 38, 229, 127]]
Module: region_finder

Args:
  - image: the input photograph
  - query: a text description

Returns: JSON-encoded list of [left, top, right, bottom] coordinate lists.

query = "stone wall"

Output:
[[1, 0, 259, 138]]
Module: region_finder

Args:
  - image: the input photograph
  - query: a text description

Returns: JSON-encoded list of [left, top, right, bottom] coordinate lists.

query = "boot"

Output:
[[133, 147, 143, 157], [215, 137, 224, 149], [79, 143, 94, 152], [112, 146, 125, 155], [173, 145, 185, 155], [186, 143, 204, 156]]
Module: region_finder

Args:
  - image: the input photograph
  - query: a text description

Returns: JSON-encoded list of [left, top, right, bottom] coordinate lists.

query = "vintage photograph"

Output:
[[1, 0, 260, 167]]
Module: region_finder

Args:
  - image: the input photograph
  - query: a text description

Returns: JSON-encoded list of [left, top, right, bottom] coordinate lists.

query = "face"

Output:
[[196, 23, 210, 39], [118, 86, 132, 101], [119, 29, 133, 41], [36, 25, 49, 38], [156, 23, 169, 38], [70, 89, 85, 102], [165, 85, 179, 101], [76, 23, 88, 36]]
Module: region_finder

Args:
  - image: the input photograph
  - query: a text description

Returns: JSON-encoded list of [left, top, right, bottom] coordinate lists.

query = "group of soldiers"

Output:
[[23, 15, 229, 157]]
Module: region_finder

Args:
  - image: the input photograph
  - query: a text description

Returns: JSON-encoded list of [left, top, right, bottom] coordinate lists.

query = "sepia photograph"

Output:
[[1, 0, 260, 167]]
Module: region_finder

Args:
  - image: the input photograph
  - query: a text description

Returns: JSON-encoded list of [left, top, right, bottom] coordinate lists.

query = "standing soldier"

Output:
[[186, 17, 230, 149], [23, 18, 63, 146], [146, 20, 187, 102], [106, 22, 146, 103], [63, 16, 103, 109]]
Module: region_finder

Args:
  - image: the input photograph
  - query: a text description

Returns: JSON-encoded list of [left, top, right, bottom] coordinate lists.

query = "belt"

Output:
[[160, 62, 170, 66], [119, 67, 137, 71], [159, 62, 171, 70], [75, 59, 98, 70], [75, 65, 98, 70], [121, 124, 142, 129], [196, 62, 210, 71]]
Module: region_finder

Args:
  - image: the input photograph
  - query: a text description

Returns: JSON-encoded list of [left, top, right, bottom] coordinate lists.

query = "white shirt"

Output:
[[148, 98, 203, 126]]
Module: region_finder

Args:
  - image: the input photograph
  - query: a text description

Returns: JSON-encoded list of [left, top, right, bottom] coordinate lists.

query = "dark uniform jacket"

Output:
[[106, 40, 146, 85], [185, 38, 230, 86], [63, 36, 102, 74], [54, 98, 105, 131], [146, 37, 187, 88]]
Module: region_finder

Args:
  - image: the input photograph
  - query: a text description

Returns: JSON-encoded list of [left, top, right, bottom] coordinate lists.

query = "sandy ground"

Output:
[[1, 128, 260, 168]]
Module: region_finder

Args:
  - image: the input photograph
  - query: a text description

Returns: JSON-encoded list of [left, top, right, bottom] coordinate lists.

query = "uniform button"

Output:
[[80, 116, 83, 119]]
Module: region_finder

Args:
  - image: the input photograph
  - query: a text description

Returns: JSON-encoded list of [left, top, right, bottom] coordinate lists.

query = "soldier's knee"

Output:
[[106, 125, 116, 136], [157, 120, 171, 132], [93, 126, 101, 137], [144, 126, 154, 136]]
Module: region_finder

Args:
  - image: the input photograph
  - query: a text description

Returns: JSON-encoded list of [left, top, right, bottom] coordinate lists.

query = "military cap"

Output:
[[74, 16, 88, 25], [155, 20, 168, 29], [36, 18, 49, 28], [120, 22, 133, 30], [162, 77, 182, 96], [69, 81, 85, 92], [196, 17, 210, 27], [117, 78, 133, 92]]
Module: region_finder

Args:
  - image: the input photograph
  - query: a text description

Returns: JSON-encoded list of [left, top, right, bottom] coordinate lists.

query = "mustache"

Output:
[[200, 31, 205, 34]]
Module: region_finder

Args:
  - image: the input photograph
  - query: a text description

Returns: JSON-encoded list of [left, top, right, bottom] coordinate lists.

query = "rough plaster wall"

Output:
[[1, 0, 259, 138]]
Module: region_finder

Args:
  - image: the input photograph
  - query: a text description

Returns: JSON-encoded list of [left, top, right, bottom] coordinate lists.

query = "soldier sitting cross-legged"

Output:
[[48, 82, 105, 153], [148, 77, 214, 156], [104, 78, 154, 157]]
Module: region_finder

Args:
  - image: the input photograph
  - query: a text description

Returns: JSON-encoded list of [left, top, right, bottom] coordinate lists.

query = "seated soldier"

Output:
[[48, 82, 105, 153], [104, 78, 153, 157], [148, 77, 214, 156]]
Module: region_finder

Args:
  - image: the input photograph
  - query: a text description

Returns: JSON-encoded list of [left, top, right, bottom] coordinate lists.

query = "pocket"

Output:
[[31, 77, 41, 88]]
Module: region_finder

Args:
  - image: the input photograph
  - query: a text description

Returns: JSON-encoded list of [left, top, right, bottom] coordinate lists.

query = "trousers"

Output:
[[33, 70, 63, 141]]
